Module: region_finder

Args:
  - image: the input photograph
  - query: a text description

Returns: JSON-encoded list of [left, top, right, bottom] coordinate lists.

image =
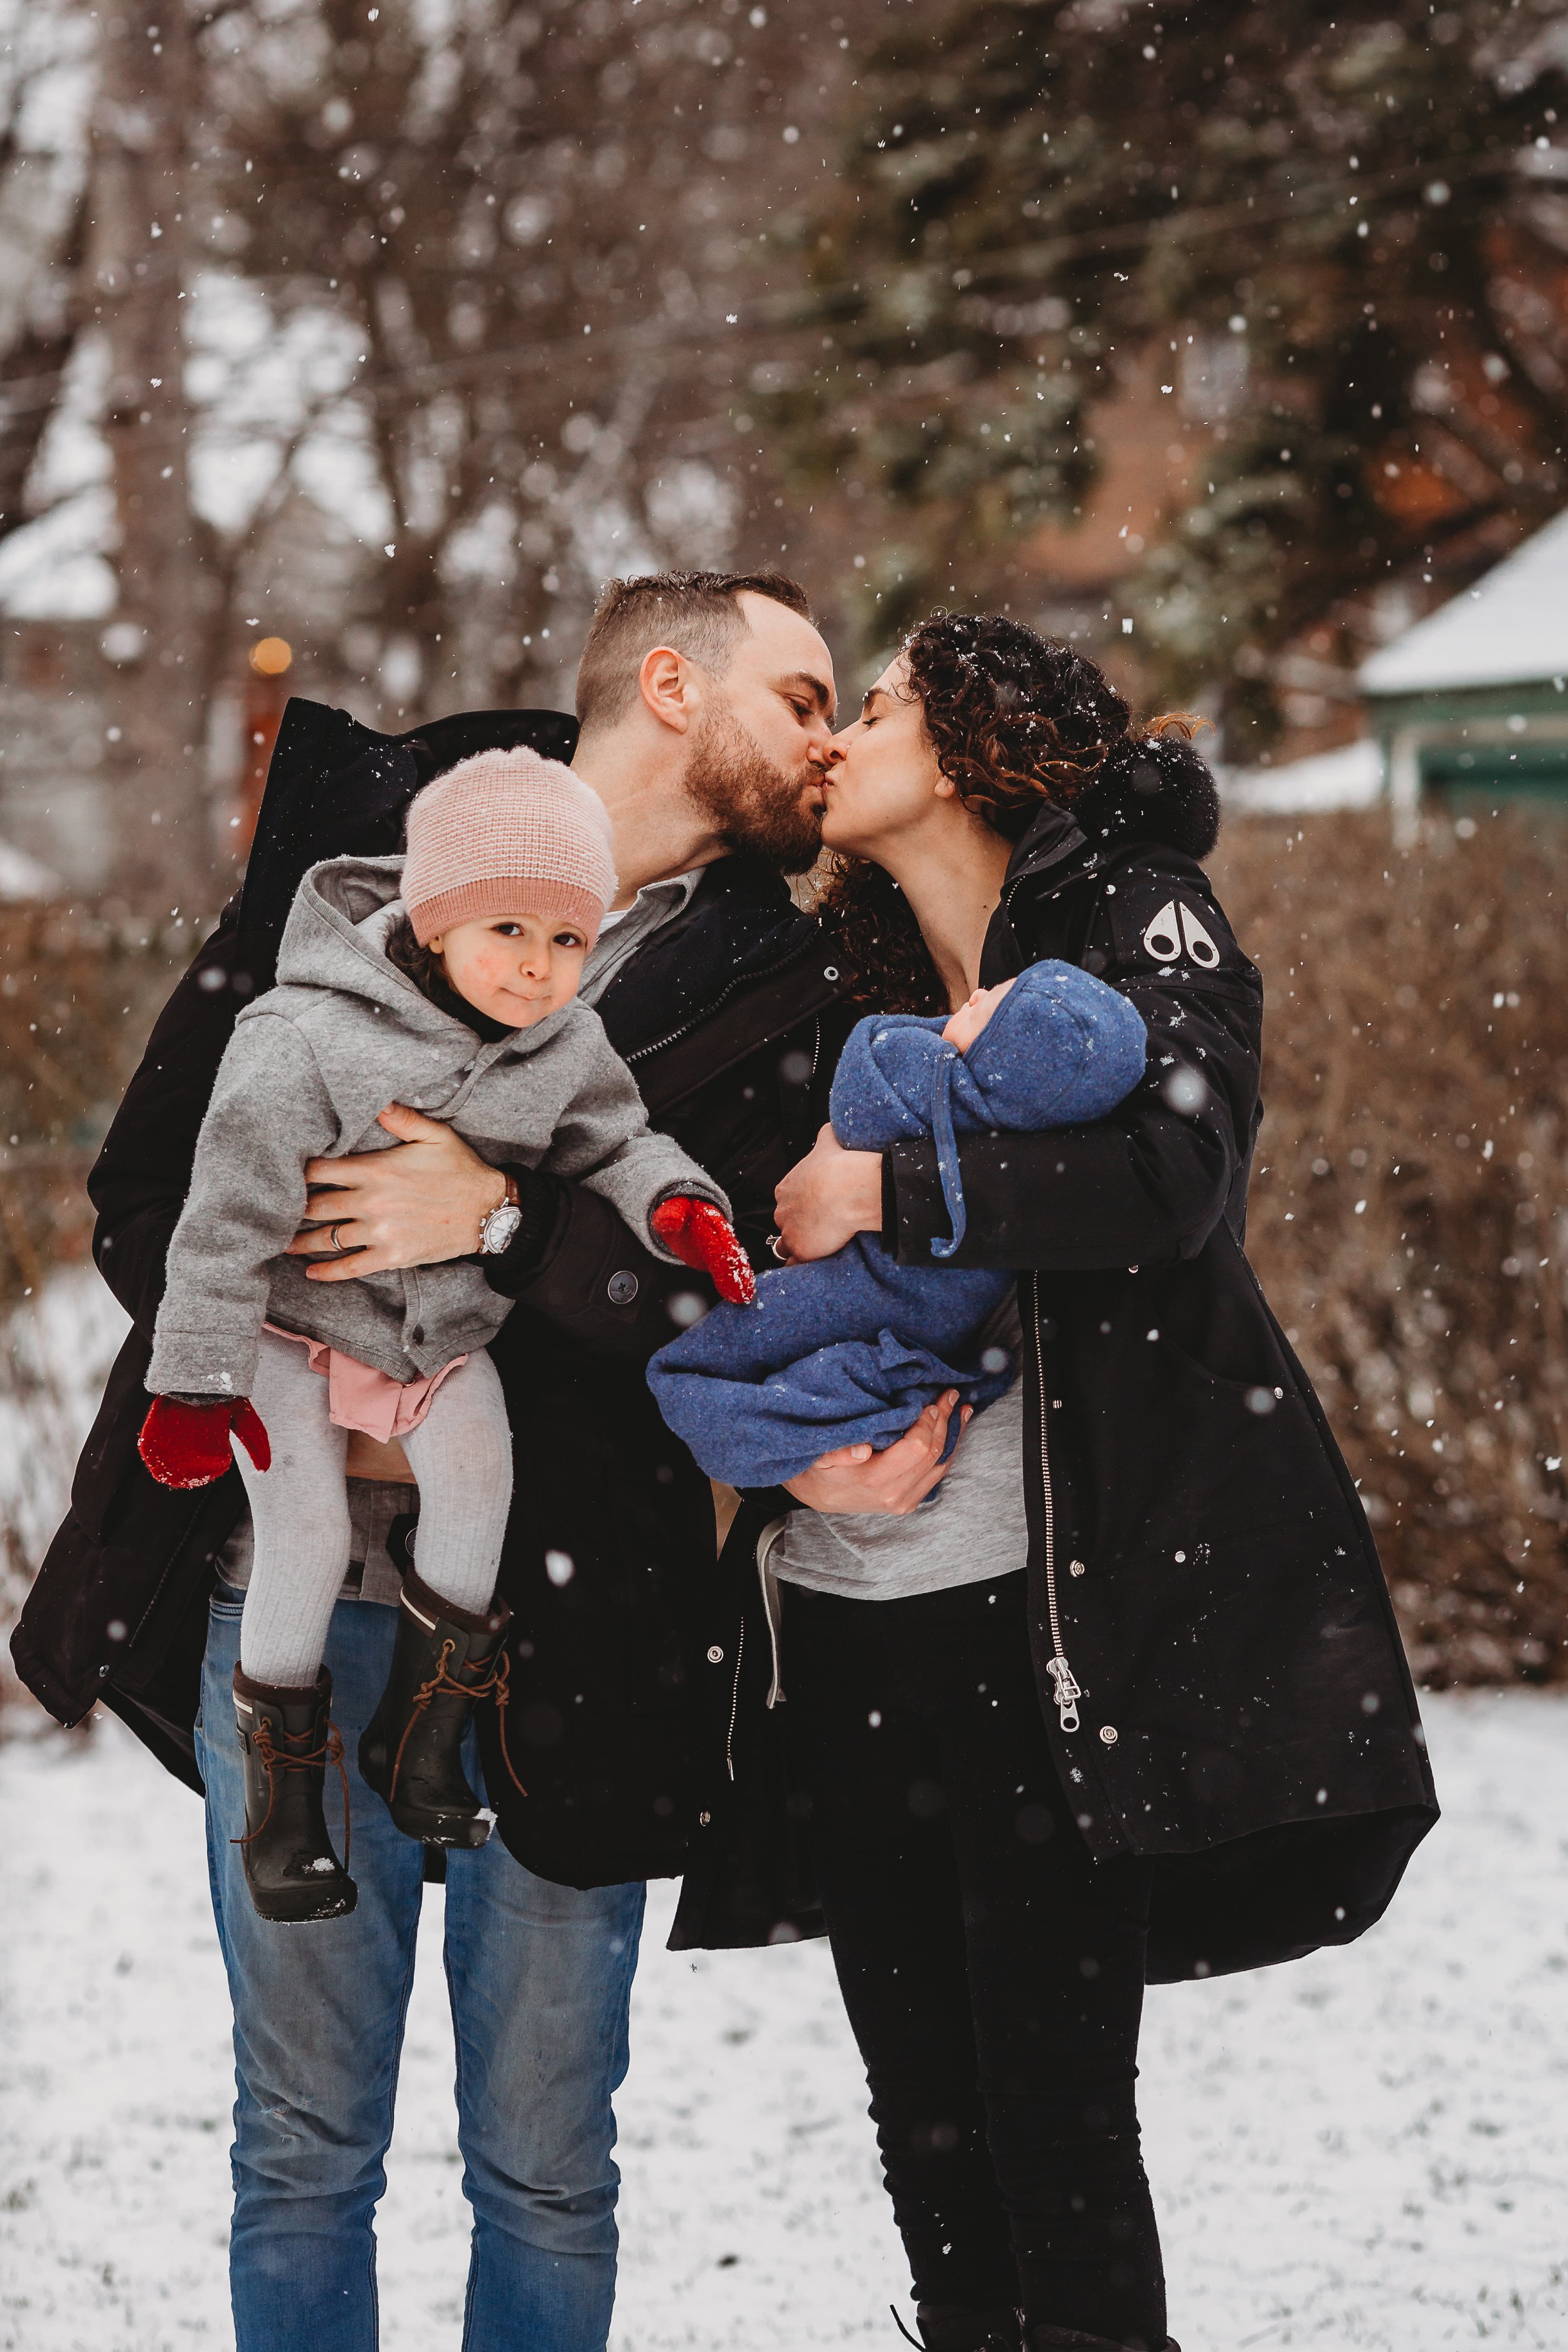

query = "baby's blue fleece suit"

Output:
[[645, 960, 1148, 1489]]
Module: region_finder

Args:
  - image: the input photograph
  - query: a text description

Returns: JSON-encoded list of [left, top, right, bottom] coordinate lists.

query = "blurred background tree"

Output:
[[1, 0, 876, 904], [193, 0, 857, 716], [775, 0, 1568, 747]]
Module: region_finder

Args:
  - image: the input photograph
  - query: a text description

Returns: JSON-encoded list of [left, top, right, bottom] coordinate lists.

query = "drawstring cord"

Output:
[[479, 1648, 529, 1798], [928, 1043, 968, 1259], [235, 1716, 352, 1871], [389, 1634, 529, 1801]]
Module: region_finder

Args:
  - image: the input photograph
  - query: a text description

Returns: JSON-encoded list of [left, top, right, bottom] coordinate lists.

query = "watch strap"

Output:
[[479, 1173, 522, 1253]]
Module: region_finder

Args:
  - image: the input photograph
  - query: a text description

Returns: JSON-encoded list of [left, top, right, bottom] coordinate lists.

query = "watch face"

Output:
[[482, 1203, 524, 1255]]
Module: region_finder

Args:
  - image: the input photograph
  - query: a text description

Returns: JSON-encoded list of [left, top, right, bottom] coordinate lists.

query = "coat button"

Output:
[[1069, 1560, 1086, 1577], [1099, 1725, 1119, 1745], [699, 1811, 712, 1826], [410, 1324, 425, 1344], [706, 1645, 724, 1664], [607, 1269, 639, 1305]]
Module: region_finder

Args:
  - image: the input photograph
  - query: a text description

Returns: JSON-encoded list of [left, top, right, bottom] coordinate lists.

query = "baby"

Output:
[[646, 962, 1147, 1487], [139, 748, 751, 1923]]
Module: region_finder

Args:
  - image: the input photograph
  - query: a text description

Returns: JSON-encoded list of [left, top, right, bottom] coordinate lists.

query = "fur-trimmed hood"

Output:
[[1006, 731, 1222, 884], [1069, 731, 1221, 861]]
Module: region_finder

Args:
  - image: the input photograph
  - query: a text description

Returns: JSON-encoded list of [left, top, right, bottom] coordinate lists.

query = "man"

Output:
[[14, 569, 957, 2351]]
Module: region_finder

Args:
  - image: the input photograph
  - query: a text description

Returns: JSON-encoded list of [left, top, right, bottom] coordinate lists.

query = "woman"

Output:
[[670, 615, 1438, 2352]]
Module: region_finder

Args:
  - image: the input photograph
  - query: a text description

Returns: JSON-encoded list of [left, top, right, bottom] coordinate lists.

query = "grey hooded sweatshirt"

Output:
[[147, 854, 728, 1398]]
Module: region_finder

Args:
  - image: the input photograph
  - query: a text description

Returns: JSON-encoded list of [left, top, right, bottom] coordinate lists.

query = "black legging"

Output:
[[783, 1572, 1167, 2351]]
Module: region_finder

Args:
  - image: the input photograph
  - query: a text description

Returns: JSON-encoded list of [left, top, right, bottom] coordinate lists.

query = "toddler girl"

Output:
[[139, 748, 751, 1922]]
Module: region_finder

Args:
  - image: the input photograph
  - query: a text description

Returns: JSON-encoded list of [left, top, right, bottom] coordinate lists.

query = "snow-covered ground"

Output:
[[1, 1693, 1564, 2351]]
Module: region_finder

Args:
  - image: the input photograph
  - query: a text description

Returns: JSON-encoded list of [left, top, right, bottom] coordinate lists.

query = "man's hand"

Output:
[[286, 1104, 507, 1281], [783, 1392, 970, 1515], [773, 1123, 883, 1265]]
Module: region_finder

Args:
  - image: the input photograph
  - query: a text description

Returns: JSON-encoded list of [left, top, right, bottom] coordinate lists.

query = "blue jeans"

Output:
[[196, 1581, 647, 2352]]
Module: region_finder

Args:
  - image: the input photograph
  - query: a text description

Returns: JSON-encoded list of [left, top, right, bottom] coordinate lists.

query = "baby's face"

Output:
[[428, 911, 588, 1026], [941, 977, 1017, 1054]]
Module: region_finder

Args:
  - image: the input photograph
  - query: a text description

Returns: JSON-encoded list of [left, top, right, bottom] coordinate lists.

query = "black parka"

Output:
[[672, 754, 1439, 1981], [11, 696, 848, 1893]]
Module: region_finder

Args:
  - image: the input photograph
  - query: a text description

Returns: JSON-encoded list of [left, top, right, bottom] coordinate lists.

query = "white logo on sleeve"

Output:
[[1179, 904, 1221, 968], [1142, 901, 1182, 961], [1142, 898, 1221, 968]]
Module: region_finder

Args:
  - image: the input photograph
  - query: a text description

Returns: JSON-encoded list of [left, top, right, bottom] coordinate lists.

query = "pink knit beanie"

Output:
[[401, 748, 618, 949]]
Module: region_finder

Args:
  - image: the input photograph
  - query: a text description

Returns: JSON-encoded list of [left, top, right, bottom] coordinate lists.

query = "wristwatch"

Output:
[[478, 1174, 524, 1256]]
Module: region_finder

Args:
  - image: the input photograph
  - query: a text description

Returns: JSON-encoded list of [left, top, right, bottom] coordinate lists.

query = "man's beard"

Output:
[[683, 696, 824, 875]]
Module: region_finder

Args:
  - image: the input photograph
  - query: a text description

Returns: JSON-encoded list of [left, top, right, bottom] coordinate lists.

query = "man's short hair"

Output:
[[575, 569, 813, 734]]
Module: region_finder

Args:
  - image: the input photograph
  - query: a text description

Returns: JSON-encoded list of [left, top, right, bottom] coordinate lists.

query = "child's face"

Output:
[[941, 977, 1016, 1055], [427, 911, 588, 1026]]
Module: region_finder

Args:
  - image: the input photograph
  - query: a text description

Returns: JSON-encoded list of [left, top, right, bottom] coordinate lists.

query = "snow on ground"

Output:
[[1, 1694, 1565, 2351]]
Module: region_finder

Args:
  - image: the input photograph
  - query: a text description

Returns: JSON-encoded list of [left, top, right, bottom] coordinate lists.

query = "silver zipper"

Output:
[[622, 936, 822, 1067], [1030, 1269, 1081, 1734], [724, 1618, 746, 1782]]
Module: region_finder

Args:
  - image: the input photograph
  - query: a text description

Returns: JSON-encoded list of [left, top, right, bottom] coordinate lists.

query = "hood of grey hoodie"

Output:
[[252, 852, 575, 1153], [152, 853, 728, 1393]]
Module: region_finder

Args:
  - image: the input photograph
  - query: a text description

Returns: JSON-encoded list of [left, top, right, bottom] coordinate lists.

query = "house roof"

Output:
[[1360, 507, 1568, 697], [1221, 738, 1384, 815]]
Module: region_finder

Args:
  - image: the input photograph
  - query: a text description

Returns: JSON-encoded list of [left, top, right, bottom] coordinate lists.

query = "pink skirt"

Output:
[[264, 1324, 466, 1443]]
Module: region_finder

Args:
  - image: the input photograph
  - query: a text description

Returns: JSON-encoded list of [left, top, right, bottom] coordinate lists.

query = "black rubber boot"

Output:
[[1027, 2327, 1181, 2351], [907, 2304, 1022, 2350], [233, 1666, 357, 1924], [359, 1566, 522, 1845]]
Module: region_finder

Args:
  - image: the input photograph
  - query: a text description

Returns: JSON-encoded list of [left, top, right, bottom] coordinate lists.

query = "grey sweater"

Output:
[[147, 855, 728, 1397]]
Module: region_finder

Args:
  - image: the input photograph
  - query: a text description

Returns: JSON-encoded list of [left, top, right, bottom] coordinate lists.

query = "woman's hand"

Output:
[[285, 1104, 507, 1280], [783, 1393, 970, 1515], [773, 1123, 884, 1264]]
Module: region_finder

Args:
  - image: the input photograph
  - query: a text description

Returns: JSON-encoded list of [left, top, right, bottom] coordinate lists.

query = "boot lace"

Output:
[[389, 1638, 529, 1802], [235, 1717, 352, 1871]]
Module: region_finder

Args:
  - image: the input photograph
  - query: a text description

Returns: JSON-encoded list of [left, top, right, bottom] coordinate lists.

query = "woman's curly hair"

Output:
[[816, 613, 1200, 1011]]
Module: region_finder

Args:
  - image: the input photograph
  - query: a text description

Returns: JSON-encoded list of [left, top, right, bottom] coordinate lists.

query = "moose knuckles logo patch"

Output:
[[1142, 898, 1221, 970]]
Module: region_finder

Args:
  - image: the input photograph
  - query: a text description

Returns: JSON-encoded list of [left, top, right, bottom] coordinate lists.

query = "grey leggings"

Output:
[[234, 1328, 513, 1688]]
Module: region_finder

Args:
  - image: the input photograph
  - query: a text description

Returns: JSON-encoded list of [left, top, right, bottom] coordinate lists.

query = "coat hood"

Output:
[[1006, 731, 1222, 889], [1068, 731, 1222, 861], [273, 854, 423, 1015], [265, 852, 576, 1087]]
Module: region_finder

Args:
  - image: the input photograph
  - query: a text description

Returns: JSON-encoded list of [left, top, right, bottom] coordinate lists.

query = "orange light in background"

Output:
[[236, 638, 298, 858]]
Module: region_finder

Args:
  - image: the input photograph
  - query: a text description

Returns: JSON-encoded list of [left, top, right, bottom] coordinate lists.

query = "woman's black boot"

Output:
[[359, 1567, 522, 1845], [908, 2304, 1022, 2351], [233, 1665, 357, 1924], [1027, 2328, 1181, 2351]]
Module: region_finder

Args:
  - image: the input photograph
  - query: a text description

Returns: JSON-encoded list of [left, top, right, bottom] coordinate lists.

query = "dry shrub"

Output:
[[1210, 808, 1568, 1687], [0, 908, 184, 1312]]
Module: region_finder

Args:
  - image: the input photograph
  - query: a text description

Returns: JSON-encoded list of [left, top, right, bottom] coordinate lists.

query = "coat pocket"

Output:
[[1063, 1246, 1352, 1581]]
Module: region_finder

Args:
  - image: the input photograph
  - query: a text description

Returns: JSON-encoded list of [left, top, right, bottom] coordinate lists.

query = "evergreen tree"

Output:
[[780, 0, 1568, 740]]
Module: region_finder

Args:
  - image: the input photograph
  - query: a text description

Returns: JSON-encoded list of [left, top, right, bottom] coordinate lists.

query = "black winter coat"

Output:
[[672, 753, 1439, 1981], [11, 696, 847, 1892]]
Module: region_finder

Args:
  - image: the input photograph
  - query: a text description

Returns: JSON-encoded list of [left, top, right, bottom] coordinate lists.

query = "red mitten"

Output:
[[649, 1195, 756, 1306], [138, 1396, 273, 1490]]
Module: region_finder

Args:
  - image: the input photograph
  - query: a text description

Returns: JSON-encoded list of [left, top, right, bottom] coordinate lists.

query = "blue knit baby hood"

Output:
[[829, 960, 1150, 1256]]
